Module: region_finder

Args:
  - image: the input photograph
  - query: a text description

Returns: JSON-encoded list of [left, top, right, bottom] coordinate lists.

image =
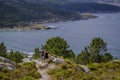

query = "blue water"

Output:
[[0, 13, 120, 58]]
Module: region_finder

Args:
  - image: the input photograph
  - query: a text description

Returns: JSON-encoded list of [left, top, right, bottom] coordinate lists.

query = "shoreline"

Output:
[[0, 14, 98, 31]]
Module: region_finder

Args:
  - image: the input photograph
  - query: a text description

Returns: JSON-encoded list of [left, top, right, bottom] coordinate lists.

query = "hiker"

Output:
[[40, 49, 45, 64], [44, 50, 49, 63]]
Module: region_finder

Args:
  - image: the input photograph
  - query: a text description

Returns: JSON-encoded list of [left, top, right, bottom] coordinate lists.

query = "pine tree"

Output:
[[75, 37, 113, 64], [43, 36, 74, 59]]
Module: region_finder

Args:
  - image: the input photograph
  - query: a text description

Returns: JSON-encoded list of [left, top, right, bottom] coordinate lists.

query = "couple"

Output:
[[40, 49, 49, 64]]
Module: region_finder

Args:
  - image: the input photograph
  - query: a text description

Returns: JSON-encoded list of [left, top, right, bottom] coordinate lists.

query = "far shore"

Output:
[[0, 14, 98, 31]]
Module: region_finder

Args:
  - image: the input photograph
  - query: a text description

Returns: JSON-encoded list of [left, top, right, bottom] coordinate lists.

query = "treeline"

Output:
[[0, 37, 113, 64], [0, 36, 113, 64], [32, 36, 113, 65], [0, 0, 120, 27]]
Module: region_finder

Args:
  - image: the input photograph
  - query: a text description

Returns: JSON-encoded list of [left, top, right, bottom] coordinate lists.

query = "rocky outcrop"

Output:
[[0, 57, 16, 70], [49, 55, 65, 64]]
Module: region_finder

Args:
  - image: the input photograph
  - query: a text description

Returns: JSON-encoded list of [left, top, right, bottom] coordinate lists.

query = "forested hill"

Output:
[[0, 0, 80, 27], [62, 3, 120, 13], [0, 0, 120, 28]]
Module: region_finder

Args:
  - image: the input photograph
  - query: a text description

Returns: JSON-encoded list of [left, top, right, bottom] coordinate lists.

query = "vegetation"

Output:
[[0, 42, 7, 58], [75, 37, 113, 64], [0, 0, 81, 27], [0, 37, 119, 80], [7, 50, 25, 63], [0, 0, 120, 27], [32, 48, 40, 60], [48, 60, 120, 80], [0, 62, 41, 80], [0, 42, 26, 63], [42, 36, 75, 59], [63, 2, 120, 13]]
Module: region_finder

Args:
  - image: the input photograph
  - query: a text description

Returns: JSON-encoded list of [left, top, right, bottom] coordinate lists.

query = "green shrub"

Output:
[[22, 62, 36, 70], [1, 68, 10, 73], [8, 50, 25, 63], [32, 48, 40, 60], [48, 68, 58, 75], [0, 62, 41, 80], [55, 70, 72, 80], [0, 42, 7, 58]]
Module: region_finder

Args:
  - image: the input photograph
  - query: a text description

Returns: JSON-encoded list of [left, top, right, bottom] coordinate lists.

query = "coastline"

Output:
[[0, 14, 98, 31]]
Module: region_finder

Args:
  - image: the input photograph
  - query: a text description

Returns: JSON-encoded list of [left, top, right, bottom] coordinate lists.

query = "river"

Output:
[[0, 13, 120, 58]]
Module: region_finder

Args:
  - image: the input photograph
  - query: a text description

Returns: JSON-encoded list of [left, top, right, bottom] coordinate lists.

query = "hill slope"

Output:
[[0, 0, 120, 28], [0, 0, 81, 27]]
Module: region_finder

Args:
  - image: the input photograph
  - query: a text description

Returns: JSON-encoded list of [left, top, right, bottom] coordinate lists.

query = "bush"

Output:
[[19, 62, 41, 79], [32, 48, 40, 60], [0, 42, 7, 58], [0, 62, 41, 80], [19, 76, 36, 80], [8, 50, 24, 63]]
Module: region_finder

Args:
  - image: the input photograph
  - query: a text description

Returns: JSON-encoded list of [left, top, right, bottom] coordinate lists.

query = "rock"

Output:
[[53, 58, 64, 64], [49, 56, 56, 62], [22, 58, 32, 62], [49, 55, 64, 64], [79, 65, 90, 73], [0, 57, 16, 70], [22, 56, 33, 63]]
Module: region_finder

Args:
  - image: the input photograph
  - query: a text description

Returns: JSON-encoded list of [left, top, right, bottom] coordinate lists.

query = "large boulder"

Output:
[[0, 56, 16, 70], [49, 55, 64, 64]]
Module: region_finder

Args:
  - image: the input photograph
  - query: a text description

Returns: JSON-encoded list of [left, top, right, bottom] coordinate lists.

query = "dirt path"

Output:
[[34, 60, 55, 80]]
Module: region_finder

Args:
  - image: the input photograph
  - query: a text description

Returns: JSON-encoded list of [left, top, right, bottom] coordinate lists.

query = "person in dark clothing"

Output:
[[44, 50, 49, 63], [40, 49, 45, 64]]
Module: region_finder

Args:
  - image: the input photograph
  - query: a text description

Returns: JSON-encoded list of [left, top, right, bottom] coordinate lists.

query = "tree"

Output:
[[75, 37, 113, 64], [88, 37, 107, 63], [42, 36, 74, 59], [8, 50, 24, 63], [75, 47, 91, 64], [103, 53, 113, 62], [32, 48, 40, 60], [0, 42, 7, 57]]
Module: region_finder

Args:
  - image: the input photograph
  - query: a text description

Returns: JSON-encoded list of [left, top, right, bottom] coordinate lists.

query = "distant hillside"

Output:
[[62, 2, 120, 13], [67, 0, 120, 3], [0, 0, 120, 28], [0, 0, 81, 28]]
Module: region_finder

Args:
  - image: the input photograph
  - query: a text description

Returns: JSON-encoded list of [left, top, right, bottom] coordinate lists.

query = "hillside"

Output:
[[0, 0, 81, 28], [0, 0, 120, 28], [62, 2, 120, 13], [67, 0, 120, 3]]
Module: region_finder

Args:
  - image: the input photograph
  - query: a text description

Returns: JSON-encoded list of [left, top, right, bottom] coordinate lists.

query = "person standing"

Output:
[[40, 49, 45, 64], [44, 50, 49, 63]]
